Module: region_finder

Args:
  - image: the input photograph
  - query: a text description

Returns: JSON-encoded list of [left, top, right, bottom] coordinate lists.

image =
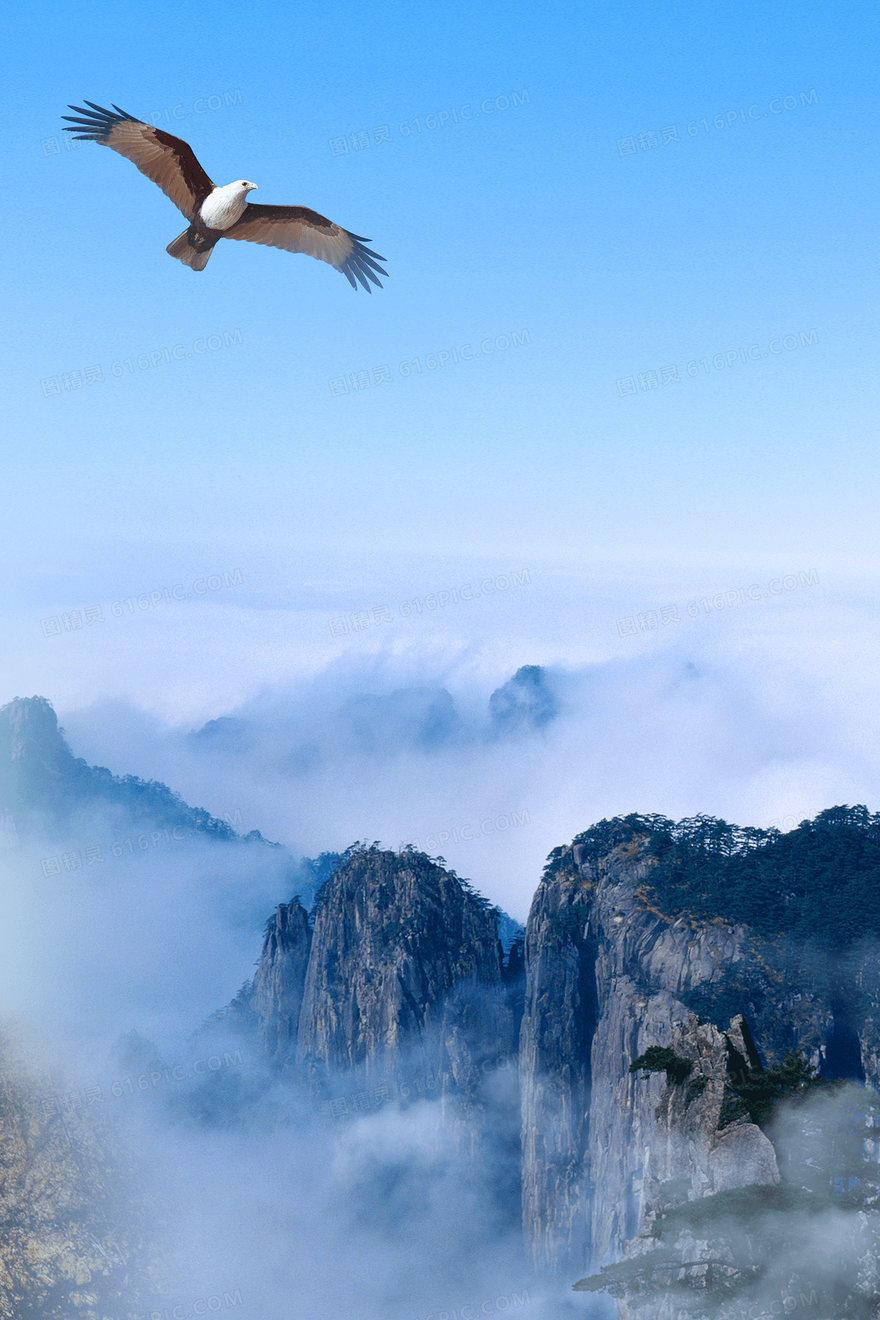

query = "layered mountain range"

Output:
[[2, 694, 878, 1317]]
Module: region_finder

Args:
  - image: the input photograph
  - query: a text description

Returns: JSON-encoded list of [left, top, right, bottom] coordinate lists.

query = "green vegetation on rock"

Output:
[[554, 806, 880, 944], [630, 1045, 694, 1086]]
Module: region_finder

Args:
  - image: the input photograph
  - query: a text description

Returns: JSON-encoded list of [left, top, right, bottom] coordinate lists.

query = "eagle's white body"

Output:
[[199, 180, 258, 230]]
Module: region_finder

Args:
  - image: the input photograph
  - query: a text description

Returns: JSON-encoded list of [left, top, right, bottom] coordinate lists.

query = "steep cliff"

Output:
[[250, 901, 312, 1061], [518, 852, 597, 1275], [605, 1013, 782, 1320], [241, 846, 524, 1215], [519, 814, 880, 1281], [239, 812, 880, 1294], [248, 847, 518, 1099], [0, 696, 79, 819]]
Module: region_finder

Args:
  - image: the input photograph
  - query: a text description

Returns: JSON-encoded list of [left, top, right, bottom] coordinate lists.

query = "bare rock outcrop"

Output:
[[246, 849, 518, 1121], [249, 900, 312, 1061]]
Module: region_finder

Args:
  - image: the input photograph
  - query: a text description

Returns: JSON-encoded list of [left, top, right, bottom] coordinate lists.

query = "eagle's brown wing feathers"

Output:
[[225, 204, 387, 291], [63, 105, 388, 288], [62, 102, 215, 220]]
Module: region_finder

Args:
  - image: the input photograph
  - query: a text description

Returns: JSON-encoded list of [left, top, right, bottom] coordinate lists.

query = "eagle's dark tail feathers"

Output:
[[166, 228, 215, 271]]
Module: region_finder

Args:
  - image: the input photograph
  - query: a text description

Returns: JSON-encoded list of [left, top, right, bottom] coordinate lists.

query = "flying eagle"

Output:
[[61, 101, 387, 289]]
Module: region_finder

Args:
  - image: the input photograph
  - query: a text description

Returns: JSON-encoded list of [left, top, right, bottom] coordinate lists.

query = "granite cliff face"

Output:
[[240, 847, 524, 1211], [249, 848, 520, 1109], [517, 832, 773, 1277], [250, 901, 313, 1061], [609, 1013, 781, 1320], [517, 851, 597, 1275], [518, 818, 880, 1280]]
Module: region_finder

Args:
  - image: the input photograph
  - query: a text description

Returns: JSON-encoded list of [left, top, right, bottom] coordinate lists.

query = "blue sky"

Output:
[[4, 0, 880, 906]]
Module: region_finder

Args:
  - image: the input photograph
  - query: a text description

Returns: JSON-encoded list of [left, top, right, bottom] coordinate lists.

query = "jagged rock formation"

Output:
[[241, 816, 880, 1296], [249, 849, 519, 1103], [0, 696, 79, 820], [250, 902, 312, 1060], [518, 859, 596, 1276], [611, 1014, 781, 1319], [7, 695, 880, 1316], [519, 817, 880, 1281], [186, 664, 556, 758], [242, 847, 524, 1211]]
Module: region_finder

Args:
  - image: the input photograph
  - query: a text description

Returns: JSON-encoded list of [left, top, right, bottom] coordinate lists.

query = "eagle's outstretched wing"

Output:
[[224, 204, 387, 291], [62, 102, 215, 221]]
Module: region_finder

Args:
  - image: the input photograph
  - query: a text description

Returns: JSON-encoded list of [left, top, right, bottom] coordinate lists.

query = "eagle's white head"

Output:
[[200, 180, 259, 231]]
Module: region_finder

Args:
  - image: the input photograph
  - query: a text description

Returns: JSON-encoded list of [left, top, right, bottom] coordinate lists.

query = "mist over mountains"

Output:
[[51, 631, 879, 926], [1, 692, 879, 1319]]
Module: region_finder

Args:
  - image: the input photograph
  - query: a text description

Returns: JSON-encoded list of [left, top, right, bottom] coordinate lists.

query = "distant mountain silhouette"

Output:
[[488, 665, 557, 733], [0, 694, 249, 840], [185, 666, 558, 758]]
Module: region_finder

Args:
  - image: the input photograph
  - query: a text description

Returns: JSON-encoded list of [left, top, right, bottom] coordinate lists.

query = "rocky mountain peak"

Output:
[[290, 847, 515, 1088], [0, 693, 250, 840], [0, 695, 77, 814], [238, 846, 521, 1135], [489, 664, 556, 733]]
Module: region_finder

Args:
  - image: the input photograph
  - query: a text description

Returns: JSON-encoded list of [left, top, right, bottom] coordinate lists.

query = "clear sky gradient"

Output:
[[4, 0, 880, 907]]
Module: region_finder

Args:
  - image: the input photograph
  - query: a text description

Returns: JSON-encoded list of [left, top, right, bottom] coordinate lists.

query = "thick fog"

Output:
[[0, 800, 572, 1319], [58, 607, 880, 924]]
